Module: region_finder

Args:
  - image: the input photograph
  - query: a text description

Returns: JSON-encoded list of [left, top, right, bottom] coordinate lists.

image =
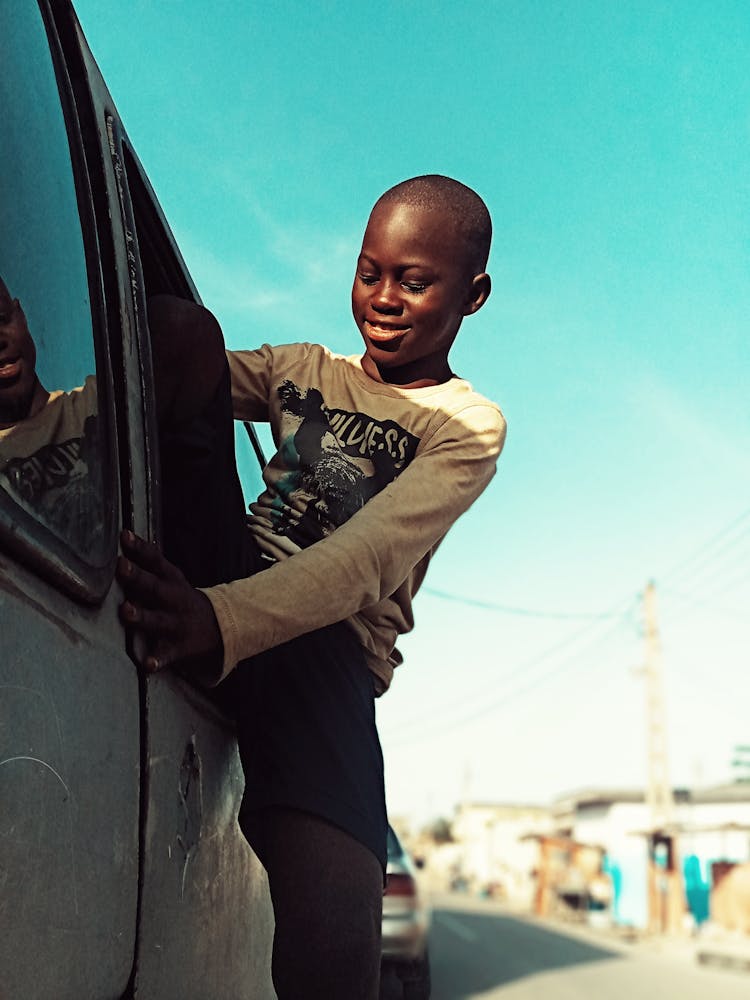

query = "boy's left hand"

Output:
[[117, 530, 223, 679]]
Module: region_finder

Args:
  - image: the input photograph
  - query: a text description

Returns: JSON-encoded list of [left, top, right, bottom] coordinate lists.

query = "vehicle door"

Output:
[[0, 4, 138, 998], [1, 4, 274, 998], [102, 99, 275, 1000]]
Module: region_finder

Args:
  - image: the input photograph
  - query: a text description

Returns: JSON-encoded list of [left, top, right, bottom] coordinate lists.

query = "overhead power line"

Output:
[[419, 506, 750, 622], [382, 610, 634, 747], [384, 506, 750, 748], [660, 585, 750, 625], [420, 586, 624, 620], [659, 506, 750, 588]]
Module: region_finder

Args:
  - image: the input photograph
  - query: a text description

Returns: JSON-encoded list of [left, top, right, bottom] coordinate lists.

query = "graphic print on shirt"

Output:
[[252, 379, 419, 553], [0, 412, 103, 553]]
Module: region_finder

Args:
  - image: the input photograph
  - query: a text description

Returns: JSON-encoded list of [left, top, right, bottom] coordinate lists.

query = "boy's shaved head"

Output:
[[354, 176, 493, 384], [374, 175, 492, 274]]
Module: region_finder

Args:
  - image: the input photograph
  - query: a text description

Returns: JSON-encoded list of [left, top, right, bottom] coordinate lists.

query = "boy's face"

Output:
[[0, 279, 38, 427], [351, 201, 489, 385]]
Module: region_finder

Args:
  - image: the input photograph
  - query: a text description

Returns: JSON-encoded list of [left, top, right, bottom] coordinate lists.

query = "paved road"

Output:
[[425, 894, 750, 1000]]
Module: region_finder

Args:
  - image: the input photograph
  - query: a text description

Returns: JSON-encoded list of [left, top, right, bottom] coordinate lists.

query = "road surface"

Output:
[[423, 894, 749, 1000]]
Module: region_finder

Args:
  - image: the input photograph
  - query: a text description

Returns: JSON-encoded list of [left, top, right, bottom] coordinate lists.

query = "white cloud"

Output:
[[179, 216, 360, 350]]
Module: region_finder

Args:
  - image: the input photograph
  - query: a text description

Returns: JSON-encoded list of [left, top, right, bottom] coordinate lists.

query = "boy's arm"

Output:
[[203, 402, 505, 680], [118, 399, 505, 681]]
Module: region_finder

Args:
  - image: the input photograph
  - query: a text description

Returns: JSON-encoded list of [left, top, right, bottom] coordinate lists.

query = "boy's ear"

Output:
[[463, 273, 491, 316]]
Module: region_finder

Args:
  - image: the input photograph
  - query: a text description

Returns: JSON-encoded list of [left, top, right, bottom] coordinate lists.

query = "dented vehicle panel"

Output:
[[0, 3, 273, 998]]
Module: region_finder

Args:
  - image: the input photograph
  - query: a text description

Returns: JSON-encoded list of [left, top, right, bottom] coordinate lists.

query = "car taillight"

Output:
[[385, 872, 417, 897]]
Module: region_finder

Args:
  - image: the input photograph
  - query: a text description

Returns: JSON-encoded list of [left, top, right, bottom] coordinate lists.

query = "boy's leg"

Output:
[[148, 295, 251, 589], [158, 362, 252, 588], [232, 622, 388, 999], [261, 807, 383, 1000]]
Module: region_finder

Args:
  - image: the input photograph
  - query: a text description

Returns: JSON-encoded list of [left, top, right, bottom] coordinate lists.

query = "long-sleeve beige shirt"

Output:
[[202, 343, 506, 691]]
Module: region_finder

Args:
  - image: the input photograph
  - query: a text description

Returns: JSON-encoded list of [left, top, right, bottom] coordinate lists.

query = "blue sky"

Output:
[[73, 0, 750, 824]]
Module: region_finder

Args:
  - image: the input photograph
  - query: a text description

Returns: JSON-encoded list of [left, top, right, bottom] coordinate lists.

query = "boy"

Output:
[[118, 174, 506, 998], [0, 276, 101, 552]]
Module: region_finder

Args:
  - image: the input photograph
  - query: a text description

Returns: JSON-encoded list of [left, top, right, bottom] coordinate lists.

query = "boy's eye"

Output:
[[403, 281, 427, 293], [358, 273, 378, 285]]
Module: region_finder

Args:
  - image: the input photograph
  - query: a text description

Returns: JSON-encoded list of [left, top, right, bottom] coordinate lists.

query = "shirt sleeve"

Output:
[[226, 345, 274, 423], [200, 401, 507, 681]]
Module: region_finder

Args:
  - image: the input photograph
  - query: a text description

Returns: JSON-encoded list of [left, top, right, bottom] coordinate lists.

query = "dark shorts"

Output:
[[160, 364, 388, 872], [227, 621, 387, 872]]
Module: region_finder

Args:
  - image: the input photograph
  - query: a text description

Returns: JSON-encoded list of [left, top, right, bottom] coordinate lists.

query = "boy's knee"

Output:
[[272, 904, 381, 1000]]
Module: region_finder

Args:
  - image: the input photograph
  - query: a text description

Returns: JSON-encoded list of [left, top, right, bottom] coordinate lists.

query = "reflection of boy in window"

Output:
[[0, 276, 100, 554]]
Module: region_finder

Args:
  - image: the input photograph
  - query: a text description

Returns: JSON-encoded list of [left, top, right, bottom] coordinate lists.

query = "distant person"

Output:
[[118, 175, 507, 999], [0, 276, 99, 549]]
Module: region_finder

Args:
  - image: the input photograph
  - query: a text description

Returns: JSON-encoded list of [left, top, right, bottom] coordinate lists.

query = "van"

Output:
[[0, 3, 275, 997]]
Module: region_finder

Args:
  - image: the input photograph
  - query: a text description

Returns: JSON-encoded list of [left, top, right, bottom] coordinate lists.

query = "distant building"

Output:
[[452, 801, 552, 906], [551, 784, 750, 929]]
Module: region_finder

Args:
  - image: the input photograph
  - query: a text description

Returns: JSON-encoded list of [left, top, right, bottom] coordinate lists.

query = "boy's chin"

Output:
[[365, 349, 404, 375], [367, 348, 401, 366], [365, 334, 406, 358]]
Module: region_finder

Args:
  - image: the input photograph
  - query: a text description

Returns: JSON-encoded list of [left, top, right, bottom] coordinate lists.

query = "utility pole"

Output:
[[641, 581, 675, 830], [637, 580, 683, 933]]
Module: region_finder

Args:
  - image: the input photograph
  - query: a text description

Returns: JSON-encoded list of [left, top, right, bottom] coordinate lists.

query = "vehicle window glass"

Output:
[[0, 4, 108, 565]]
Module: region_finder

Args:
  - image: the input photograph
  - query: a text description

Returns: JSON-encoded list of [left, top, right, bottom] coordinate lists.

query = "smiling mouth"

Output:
[[365, 320, 410, 344], [0, 358, 22, 382]]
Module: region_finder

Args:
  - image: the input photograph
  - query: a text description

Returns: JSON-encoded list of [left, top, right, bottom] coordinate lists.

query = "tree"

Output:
[[423, 817, 454, 844]]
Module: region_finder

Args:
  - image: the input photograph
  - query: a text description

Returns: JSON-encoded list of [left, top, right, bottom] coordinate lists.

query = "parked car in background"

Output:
[[381, 825, 432, 999]]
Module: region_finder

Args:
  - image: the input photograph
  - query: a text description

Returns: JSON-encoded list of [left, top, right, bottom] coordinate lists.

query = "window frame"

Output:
[[112, 134, 268, 531]]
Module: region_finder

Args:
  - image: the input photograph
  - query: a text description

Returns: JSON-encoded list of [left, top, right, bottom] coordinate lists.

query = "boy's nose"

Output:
[[371, 280, 402, 313]]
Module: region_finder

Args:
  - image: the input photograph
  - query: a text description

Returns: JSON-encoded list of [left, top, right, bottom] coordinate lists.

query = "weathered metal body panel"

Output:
[[134, 676, 274, 999], [0, 558, 139, 999]]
